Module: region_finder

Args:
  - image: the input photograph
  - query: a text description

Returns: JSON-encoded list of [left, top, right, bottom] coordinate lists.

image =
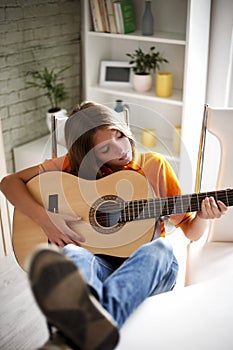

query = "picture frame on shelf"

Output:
[[99, 61, 132, 87]]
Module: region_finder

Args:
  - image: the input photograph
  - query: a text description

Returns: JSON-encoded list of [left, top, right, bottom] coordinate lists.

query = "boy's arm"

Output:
[[0, 166, 84, 246]]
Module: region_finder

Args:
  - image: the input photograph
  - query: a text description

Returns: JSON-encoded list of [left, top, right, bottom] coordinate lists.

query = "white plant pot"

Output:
[[132, 73, 152, 92], [46, 109, 68, 147]]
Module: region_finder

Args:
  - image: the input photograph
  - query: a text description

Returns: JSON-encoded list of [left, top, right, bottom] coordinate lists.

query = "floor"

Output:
[[0, 252, 48, 350]]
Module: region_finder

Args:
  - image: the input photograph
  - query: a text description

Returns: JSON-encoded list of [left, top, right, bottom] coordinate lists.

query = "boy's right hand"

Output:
[[41, 211, 85, 247]]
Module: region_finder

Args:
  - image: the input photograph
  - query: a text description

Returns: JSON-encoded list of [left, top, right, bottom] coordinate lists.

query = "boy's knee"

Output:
[[138, 238, 175, 267], [143, 237, 173, 255], [154, 237, 173, 252]]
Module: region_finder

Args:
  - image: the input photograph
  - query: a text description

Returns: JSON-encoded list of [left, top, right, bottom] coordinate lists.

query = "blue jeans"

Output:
[[63, 237, 178, 328]]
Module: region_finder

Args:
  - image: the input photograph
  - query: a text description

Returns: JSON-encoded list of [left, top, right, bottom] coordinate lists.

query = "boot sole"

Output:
[[28, 247, 119, 350]]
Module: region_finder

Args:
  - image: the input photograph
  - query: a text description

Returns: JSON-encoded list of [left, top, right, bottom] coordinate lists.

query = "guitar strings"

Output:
[[94, 189, 233, 225]]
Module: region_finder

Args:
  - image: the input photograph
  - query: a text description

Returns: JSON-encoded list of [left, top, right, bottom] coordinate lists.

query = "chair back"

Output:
[[0, 119, 13, 256], [196, 105, 233, 242]]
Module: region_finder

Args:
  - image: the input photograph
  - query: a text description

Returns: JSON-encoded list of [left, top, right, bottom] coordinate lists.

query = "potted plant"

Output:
[[26, 66, 69, 132], [126, 46, 168, 92]]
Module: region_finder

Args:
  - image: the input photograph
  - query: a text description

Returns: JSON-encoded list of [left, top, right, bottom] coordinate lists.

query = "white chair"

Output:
[[185, 105, 233, 285], [116, 105, 233, 350], [0, 119, 13, 257], [49, 113, 68, 158]]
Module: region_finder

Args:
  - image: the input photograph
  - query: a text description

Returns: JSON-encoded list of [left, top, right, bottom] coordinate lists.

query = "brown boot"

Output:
[[28, 246, 119, 350]]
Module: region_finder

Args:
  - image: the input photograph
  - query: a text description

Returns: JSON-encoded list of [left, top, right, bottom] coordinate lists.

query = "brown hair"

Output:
[[65, 101, 135, 179]]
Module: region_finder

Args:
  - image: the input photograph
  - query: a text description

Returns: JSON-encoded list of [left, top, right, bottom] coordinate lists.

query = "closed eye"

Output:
[[100, 145, 110, 154], [116, 131, 125, 139]]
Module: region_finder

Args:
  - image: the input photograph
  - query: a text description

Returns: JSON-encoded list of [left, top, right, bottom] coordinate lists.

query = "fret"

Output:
[[160, 198, 169, 216], [132, 201, 136, 220], [180, 195, 184, 213], [141, 199, 146, 218], [147, 199, 152, 218], [174, 195, 183, 214], [225, 190, 229, 206], [143, 200, 149, 218], [128, 200, 138, 221], [137, 200, 144, 220], [154, 199, 161, 219], [119, 203, 124, 222], [135, 201, 138, 219], [129, 201, 134, 220], [190, 193, 198, 212], [149, 199, 154, 218], [214, 190, 219, 205], [121, 203, 125, 222], [166, 197, 174, 215], [131, 201, 136, 221], [128, 202, 131, 221], [159, 198, 162, 217], [142, 199, 147, 218], [171, 196, 177, 214], [188, 194, 192, 212], [197, 192, 207, 211], [196, 193, 200, 211], [137, 200, 140, 218], [150, 199, 156, 218], [181, 194, 191, 213], [169, 196, 176, 214]]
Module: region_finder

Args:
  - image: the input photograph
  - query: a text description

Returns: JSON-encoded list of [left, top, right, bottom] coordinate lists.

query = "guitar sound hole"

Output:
[[89, 195, 125, 234], [96, 201, 121, 229]]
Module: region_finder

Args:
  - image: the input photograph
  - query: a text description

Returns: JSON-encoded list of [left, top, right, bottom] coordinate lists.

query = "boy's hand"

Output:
[[197, 197, 227, 219], [42, 212, 85, 247]]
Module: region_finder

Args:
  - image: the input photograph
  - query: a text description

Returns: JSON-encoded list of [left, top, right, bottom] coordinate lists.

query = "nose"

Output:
[[113, 142, 125, 158]]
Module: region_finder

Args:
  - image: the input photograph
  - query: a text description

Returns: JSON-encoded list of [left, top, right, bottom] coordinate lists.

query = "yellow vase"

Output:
[[156, 72, 172, 97], [141, 128, 156, 148]]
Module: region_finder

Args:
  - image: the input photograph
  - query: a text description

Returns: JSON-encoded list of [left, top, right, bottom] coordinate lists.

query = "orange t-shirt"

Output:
[[39, 152, 193, 236]]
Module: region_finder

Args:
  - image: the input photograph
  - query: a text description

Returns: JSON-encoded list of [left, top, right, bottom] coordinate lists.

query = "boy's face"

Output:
[[93, 128, 133, 170]]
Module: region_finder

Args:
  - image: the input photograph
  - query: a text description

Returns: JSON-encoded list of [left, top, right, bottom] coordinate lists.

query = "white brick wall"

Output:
[[0, 0, 81, 172]]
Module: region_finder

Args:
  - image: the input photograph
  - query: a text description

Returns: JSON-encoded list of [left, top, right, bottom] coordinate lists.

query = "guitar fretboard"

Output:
[[119, 189, 233, 222]]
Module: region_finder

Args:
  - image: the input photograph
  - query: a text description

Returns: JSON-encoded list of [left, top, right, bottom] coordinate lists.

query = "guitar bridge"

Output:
[[48, 194, 58, 213]]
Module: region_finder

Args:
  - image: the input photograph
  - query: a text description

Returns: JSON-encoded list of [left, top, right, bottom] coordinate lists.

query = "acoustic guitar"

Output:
[[13, 170, 233, 269]]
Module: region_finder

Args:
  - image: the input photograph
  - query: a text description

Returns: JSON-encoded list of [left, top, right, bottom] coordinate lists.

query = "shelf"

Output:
[[84, 0, 211, 190], [91, 85, 183, 106], [88, 30, 186, 46]]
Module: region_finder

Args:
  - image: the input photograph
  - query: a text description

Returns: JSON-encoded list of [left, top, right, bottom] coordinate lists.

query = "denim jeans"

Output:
[[63, 237, 178, 328]]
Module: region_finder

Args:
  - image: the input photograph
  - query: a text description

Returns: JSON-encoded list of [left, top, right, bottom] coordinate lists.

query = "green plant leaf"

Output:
[[126, 46, 169, 74], [26, 66, 70, 109]]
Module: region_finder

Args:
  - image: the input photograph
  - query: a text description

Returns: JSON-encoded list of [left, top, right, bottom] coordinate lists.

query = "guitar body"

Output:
[[13, 171, 156, 269]]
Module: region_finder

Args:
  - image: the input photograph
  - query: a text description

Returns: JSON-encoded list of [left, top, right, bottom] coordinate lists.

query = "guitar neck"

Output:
[[120, 189, 233, 222]]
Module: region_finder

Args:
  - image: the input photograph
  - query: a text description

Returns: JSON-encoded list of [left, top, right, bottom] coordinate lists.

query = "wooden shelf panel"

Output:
[[90, 85, 183, 107], [88, 30, 186, 46]]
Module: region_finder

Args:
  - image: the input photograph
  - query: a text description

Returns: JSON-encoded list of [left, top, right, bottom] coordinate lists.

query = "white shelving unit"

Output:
[[82, 0, 211, 192]]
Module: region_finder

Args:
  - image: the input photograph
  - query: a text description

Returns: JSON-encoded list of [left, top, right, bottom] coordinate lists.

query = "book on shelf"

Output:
[[113, 0, 135, 34], [98, 0, 110, 32], [105, 0, 117, 33], [89, 0, 104, 32], [89, 0, 116, 33], [89, 0, 135, 34]]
